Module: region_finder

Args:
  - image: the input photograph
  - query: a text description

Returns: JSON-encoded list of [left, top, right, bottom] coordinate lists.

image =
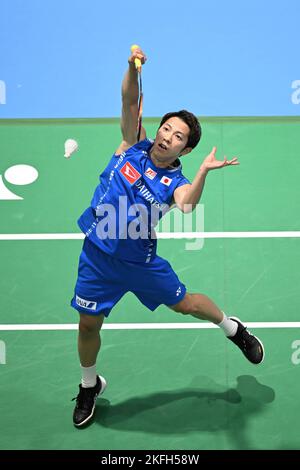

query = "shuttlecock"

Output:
[[64, 139, 78, 158]]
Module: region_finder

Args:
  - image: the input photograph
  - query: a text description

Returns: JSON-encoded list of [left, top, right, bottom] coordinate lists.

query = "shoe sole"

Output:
[[230, 316, 265, 364], [74, 375, 107, 428]]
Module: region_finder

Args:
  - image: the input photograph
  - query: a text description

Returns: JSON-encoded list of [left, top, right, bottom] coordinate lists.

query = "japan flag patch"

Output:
[[160, 176, 172, 186]]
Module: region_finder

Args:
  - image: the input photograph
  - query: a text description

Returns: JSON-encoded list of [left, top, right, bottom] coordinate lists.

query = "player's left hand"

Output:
[[201, 146, 239, 172]]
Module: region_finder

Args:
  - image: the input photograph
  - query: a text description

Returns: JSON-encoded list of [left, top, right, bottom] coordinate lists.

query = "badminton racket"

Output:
[[130, 44, 143, 142]]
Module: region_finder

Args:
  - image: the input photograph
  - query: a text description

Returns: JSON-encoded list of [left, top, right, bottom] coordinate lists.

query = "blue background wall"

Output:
[[1, 0, 300, 118]]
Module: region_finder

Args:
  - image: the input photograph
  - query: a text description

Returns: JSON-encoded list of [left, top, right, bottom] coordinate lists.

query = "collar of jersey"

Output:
[[145, 139, 182, 174]]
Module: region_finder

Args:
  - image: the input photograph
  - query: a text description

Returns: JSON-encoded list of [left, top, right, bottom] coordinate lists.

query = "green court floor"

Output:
[[0, 327, 299, 450], [0, 117, 300, 450]]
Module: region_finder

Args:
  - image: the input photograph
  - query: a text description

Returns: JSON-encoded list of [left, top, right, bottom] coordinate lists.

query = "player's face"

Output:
[[154, 117, 190, 160]]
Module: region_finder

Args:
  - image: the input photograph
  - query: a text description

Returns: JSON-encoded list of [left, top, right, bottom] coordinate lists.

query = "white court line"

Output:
[[1, 322, 300, 331], [1, 231, 300, 240], [0, 233, 84, 240]]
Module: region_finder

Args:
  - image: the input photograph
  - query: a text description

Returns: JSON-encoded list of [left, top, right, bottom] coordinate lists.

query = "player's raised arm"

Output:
[[115, 46, 147, 155]]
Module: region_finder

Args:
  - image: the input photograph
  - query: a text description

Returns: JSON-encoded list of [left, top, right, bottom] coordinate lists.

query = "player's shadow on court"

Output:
[[97, 375, 275, 449]]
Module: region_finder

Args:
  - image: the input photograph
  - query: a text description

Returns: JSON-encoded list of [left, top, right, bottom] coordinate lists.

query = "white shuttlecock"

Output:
[[64, 139, 78, 158]]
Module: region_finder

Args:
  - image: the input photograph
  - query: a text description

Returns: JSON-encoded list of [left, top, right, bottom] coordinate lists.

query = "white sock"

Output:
[[80, 364, 97, 388], [218, 312, 238, 337]]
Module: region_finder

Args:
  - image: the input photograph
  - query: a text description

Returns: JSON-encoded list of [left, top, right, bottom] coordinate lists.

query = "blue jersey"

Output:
[[78, 138, 190, 263]]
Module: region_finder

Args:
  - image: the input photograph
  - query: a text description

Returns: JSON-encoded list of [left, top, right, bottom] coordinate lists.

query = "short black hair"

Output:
[[159, 110, 202, 149]]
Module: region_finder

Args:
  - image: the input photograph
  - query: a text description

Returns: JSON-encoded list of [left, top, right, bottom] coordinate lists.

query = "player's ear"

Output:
[[180, 147, 192, 157]]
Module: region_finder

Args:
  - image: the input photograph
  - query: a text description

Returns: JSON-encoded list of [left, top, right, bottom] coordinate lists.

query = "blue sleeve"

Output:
[[175, 174, 191, 189]]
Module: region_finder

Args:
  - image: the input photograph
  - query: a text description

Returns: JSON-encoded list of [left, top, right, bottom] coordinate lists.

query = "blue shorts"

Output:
[[71, 238, 186, 316]]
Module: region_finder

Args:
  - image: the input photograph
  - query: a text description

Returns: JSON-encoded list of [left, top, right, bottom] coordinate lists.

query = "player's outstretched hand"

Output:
[[201, 146, 239, 172]]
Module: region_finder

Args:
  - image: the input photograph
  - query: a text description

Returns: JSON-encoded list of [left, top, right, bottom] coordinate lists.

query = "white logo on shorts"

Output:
[[76, 295, 97, 310], [176, 287, 182, 296]]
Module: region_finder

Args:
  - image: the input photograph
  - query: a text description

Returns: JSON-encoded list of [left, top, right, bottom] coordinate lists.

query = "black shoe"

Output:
[[228, 317, 265, 364], [72, 375, 107, 427]]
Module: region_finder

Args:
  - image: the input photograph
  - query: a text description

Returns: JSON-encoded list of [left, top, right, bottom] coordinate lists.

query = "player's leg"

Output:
[[78, 312, 105, 369], [72, 312, 107, 428], [70, 239, 127, 427], [169, 293, 264, 365], [169, 292, 224, 323], [130, 254, 264, 366], [72, 311, 107, 428]]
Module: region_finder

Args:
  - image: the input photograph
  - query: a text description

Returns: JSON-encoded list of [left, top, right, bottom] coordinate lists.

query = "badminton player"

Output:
[[71, 46, 264, 427]]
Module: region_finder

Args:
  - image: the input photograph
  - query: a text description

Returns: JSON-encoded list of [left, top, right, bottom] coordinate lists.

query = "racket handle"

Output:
[[130, 44, 142, 71]]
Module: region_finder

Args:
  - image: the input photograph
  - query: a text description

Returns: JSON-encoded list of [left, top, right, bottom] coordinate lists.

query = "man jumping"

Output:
[[71, 46, 264, 428]]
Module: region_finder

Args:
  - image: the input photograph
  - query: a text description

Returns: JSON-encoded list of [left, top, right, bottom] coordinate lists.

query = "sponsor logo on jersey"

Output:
[[120, 162, 141, 184], [160, 176, 172, 186], [135, 180, 166, 209], [76, 295, 97, 311], [144, 167, 157, 180]]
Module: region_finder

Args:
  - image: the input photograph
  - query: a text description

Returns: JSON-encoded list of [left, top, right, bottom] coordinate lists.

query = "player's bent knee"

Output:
[[169, 294, 194, 315], [79, 313, 104, 333]]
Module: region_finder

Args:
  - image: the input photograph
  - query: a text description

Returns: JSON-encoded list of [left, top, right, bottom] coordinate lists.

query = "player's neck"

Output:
[[149, 150, 178, 169]]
